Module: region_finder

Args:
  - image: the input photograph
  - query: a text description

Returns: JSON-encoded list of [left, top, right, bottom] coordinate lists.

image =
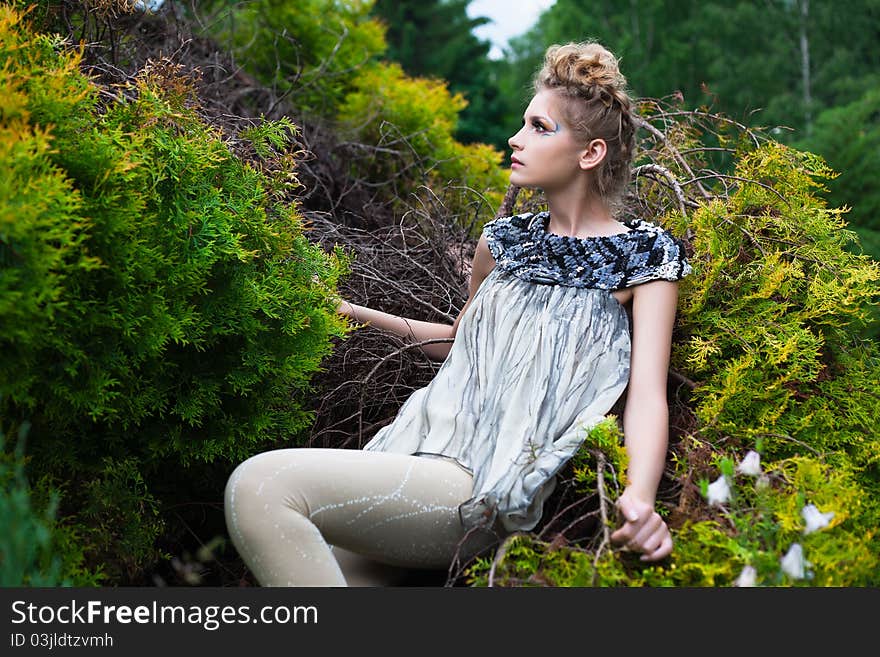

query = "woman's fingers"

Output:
[[611, 495, 674, 562], [625, 513, 662, 551], [611, 518, 643, 548], [610, 520, 635, 546], [640, 532, 673, 562], [612, 511, 672, 561]]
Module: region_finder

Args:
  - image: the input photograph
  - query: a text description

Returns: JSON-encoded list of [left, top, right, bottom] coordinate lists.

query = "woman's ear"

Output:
[[579, 138, 608, 171]]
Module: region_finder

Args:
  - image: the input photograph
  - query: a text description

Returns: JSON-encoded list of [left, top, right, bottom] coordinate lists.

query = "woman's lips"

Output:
[[511, 156, 523, 168]]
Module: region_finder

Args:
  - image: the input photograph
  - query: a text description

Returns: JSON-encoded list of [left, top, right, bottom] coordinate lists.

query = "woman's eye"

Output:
[[532, 120, 546, 132]]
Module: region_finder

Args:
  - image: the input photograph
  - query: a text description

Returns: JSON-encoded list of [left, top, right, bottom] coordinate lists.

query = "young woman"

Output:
[[224, 41, 693, 586]]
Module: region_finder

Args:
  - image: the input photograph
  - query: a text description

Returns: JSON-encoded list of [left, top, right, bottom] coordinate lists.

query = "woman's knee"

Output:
[[224, 455, 260, 510], [225, 451, 289, 520], [224, 449, 319, 521]]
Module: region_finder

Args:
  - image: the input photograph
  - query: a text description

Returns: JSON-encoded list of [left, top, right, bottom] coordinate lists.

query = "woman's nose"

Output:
[[508, 129, 523, 150]]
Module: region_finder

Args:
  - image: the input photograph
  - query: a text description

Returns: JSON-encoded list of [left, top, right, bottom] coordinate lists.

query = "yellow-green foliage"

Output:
[[468, 454, 877, 587], [337, 61, 507, 218], [678, 142, 880, 466], [196, 0, 507, 223], [467, 132, 880, 587], [0, 9, 97, 379], [0, 5, 351, 582]]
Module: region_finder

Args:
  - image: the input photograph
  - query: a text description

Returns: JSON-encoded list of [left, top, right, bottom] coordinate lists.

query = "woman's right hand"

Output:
[[610, 489, 673, 562]]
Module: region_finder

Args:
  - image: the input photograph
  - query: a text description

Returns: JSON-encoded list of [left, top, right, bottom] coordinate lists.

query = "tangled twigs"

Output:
[[301, 195, 478, 450], [632, 163, 692, 216], [355, 337, 453, 444], [633, 113, 711, 202], [443, 524, 506, 587]]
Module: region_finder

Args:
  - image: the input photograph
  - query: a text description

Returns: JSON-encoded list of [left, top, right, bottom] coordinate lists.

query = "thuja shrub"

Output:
[[1, 6, 350, 582], [465, 136, 880, 587], [677, 143, 879, 468], [337, 61, 507, 220]]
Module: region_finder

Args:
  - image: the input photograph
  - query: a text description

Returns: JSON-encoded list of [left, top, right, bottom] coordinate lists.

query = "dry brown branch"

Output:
[[496, 184, 521, 219], [669, 368, 699, 390], [688, 173, 792, 208], [634, 113, 711, 201], [593, 451, 613, 581], [536, 495, 594, 541], [632, 163, 690, 215]]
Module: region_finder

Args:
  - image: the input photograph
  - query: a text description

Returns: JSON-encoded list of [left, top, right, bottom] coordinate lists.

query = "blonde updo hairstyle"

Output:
[[534, 41, 637, 206]]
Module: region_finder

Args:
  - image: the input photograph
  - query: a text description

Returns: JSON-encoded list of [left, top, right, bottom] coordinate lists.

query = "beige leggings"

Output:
[[223, 448, 499, 587]]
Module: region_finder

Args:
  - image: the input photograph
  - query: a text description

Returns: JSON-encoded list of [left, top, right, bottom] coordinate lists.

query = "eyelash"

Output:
[[533, 120, 547, 132], [522, 119, 550, 133]]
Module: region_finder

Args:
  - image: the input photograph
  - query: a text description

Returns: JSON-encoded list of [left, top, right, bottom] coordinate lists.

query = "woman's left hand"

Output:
[[610, 488, 673, 562]]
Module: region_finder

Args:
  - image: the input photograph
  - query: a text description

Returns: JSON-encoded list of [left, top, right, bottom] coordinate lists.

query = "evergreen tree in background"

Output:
[[797, 86, 880, 264], [371, 0, 510, 149]]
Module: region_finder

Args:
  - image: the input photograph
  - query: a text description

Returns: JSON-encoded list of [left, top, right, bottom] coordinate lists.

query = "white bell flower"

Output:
[[802, 504, 835, 534], [736, 450, 762, 476], [706, 475, 731, 506], [733, 565, 757, 587], [780, 543, 809, 580]]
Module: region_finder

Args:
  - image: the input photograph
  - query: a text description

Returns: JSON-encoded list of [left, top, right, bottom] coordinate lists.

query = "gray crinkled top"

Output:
[[483, 210, 693, 289], [362, 210, 694, 535]]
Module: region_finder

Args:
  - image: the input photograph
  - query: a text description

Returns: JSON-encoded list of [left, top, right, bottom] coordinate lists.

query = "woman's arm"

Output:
[[336, 300, 455, 361], [610, 279, 679, 561], [337, 234, 496, 362]]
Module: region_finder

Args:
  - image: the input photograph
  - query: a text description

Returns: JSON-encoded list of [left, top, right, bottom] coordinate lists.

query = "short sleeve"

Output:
[[624, 229, 693, 287]]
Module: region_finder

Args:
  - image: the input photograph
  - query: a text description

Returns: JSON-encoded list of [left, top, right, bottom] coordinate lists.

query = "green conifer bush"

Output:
[[194, 0, 388, 118], [0, 5, 350, 582]]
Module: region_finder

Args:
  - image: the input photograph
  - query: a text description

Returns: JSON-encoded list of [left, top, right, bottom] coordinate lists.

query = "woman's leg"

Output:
[[223, 448, 491, 587], [328, 546, 416, 587]]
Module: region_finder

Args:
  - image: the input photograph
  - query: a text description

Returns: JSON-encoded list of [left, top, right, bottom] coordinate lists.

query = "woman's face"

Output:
[[507, 89, 586, 193]]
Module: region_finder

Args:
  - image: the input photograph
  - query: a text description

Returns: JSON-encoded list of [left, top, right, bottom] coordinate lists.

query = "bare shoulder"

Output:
[[631, 279, 679, 310], [471, 233, 497, 286]]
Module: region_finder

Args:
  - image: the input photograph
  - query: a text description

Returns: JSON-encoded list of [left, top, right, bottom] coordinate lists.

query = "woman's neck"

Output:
[[544, 192, 619, 238]]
